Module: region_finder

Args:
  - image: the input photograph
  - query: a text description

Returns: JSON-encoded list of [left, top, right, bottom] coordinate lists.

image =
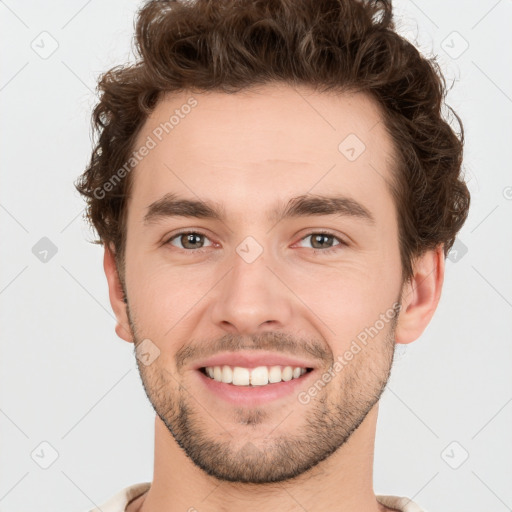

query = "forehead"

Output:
[[128, 84, 397, 226]]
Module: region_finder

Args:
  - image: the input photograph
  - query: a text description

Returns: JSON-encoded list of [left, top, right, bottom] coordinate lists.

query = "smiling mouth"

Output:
[[199, 365, 314, 387]]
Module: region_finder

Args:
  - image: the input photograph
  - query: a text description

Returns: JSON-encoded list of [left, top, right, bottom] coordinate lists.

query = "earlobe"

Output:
[[103, 244, 133, 343], [115, 322, 133, 342], [395, 245, 445, 345]]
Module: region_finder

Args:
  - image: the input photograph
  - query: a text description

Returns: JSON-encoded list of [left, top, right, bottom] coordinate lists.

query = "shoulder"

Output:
[[376, 494, 429, 512], [86, 482, 151, 512]]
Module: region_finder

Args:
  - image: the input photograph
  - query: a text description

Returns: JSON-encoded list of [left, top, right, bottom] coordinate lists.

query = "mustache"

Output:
[[173, 331, 332, 372]]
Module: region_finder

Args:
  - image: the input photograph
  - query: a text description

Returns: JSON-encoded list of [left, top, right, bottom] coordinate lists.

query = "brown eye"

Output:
[[309, 233, 336, 249], [167, 231, 213, 251], [296, 231, 346, 254]]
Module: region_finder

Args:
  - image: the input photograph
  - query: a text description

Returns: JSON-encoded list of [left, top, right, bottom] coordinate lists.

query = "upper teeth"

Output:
[[204, 365, 308, 386]]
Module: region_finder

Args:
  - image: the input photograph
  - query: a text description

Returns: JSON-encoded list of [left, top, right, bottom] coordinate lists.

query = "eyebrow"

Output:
[[143, 192, 375, 226]]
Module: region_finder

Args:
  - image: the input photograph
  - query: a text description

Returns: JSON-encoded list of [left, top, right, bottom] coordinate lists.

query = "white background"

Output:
[[0, 1, 511, 511]]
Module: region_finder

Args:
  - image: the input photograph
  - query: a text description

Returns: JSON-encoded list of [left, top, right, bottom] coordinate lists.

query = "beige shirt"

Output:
[[87, 482, 429, 512]]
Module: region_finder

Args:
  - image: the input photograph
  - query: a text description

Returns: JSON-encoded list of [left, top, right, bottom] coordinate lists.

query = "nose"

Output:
[[209, 248, 293, 335]]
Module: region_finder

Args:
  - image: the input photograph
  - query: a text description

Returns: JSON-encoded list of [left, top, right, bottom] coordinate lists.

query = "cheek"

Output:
[[281, 255, 400, 352], [125, 258, 215, 338]]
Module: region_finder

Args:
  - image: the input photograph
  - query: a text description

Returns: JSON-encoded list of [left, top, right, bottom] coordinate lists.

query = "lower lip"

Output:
[[195, 369, 316, 406]]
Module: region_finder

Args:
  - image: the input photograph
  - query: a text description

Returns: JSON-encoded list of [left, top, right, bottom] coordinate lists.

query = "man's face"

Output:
[[120, 84, 404, 483]]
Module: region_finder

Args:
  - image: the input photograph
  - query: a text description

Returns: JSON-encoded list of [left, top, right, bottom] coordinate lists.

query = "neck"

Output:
[[137, 403, 390, 512]]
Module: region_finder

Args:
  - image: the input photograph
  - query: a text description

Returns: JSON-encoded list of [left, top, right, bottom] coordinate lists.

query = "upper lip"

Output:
[[193, 351, 317, 370]]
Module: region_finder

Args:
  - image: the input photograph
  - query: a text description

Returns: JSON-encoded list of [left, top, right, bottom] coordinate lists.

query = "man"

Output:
[[75, 0, 470, 510]]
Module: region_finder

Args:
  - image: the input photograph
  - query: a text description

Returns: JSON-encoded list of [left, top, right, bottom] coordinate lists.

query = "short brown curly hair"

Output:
[[75, 0, 470, 284]]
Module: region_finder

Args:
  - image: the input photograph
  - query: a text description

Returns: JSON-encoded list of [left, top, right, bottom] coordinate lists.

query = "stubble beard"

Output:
[[128, 307, 398, 484]]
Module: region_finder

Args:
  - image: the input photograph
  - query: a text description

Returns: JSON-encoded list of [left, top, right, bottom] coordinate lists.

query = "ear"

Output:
[[103, 244, 133, 343], [395, 244, 445, 345]]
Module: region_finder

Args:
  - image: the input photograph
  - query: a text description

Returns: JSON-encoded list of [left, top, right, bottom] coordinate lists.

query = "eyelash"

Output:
[[164, 229, 347, 255]]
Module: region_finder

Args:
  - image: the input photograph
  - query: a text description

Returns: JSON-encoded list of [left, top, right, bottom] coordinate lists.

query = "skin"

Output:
[[103, 83, 444, 512]]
